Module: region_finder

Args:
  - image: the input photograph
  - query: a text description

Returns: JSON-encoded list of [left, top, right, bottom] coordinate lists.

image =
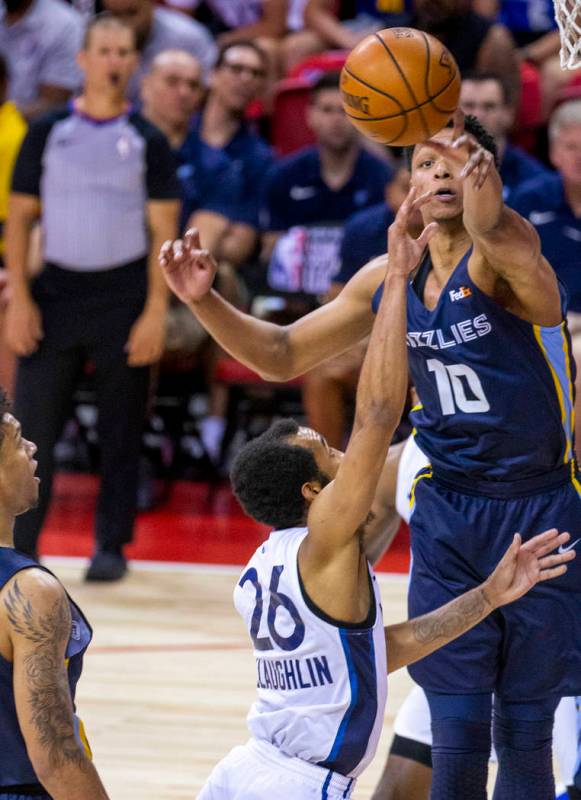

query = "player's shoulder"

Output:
[[1, 566, 64, 605]]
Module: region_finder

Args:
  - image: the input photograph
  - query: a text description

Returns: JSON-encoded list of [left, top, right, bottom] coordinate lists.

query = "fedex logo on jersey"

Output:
[[449, 286, 472, 302], [407, 314, 492, 350]]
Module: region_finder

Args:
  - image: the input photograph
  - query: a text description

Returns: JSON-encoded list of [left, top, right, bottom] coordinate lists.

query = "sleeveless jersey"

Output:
[[0, 549, 93, 790], [234, 527, 387, 779], [372, 248, 577, 489]]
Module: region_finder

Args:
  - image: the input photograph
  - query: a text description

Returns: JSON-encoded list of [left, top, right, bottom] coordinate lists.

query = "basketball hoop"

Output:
[[553, 0, 581, 69]]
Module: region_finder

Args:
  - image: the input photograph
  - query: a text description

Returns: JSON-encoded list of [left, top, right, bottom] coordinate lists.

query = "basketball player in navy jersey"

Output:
[[160, 110, 581, 799], [191, 187, 573, 800], [0, 389, 109, 799]]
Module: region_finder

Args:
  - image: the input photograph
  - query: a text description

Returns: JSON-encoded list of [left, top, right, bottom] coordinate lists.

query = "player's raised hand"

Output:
[[159, 228, 218, 304], [430, 107, 495, 190], [387, 186, 438, 278], [484, 529, 575, 609]]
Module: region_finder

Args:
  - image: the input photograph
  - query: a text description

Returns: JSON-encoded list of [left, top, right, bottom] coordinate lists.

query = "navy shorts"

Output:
[[407, 468, 581, 701]]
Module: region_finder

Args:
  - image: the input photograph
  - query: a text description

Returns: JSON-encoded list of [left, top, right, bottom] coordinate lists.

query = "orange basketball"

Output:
[[340, 27, 461, 147]]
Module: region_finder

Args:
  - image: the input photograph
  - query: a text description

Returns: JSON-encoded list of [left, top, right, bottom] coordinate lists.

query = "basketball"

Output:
[[340, 27, 461, 147]]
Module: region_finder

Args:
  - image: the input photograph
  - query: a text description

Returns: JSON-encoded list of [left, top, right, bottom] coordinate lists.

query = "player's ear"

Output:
[[301, 481, 322, 503]]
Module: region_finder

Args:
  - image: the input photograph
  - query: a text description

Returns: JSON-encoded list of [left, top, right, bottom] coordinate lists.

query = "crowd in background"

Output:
[[0, 0, 580, 577]]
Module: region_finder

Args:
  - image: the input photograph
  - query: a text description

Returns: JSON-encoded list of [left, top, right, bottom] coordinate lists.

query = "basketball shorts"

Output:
[[407, 469, 581, 700], [197, 738, 355, 800]]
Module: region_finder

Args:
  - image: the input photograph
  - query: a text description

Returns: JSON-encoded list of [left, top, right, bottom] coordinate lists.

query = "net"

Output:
[[553, 0, 581, 69]]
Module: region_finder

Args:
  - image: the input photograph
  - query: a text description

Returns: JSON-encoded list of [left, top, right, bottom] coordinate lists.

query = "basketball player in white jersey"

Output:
[[189, 188, 575, 800]]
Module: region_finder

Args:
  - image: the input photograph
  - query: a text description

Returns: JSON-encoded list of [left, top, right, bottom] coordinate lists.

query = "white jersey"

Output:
[[233, 526, 387, 779]]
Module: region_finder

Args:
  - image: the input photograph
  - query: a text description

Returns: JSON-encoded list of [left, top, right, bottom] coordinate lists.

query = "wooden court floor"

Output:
[[47, 559, 414, 800]]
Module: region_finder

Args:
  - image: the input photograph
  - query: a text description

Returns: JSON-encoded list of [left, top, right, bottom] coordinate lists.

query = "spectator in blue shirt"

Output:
[[511, 98, 581, 462], [180, 40, 273, 270], [301, 166, 413, 450], [261, 70, 392, 307], [460, 71, 552, 205]]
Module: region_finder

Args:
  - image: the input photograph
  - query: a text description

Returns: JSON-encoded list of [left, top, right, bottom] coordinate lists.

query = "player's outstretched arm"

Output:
[[159, 229, 378, 381], [1, 570, 110, 800], [432, 110, 561, 325], [307, 190, 437, 553], [385, 528, 575, 674]]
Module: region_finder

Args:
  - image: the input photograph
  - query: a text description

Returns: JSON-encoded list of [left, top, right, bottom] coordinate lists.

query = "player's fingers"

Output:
[[452, 107, 465, 140], [538, 564, 569, 581], [185, 227, 202, 251], [476, 152, 494, 189], [539, 550, 576, 569], [523, 528, 562, 550], [397, 186, 418, 218], [416, 221, 439, 250], [410, 190, 433, 212], [159, 240, 173, 266]]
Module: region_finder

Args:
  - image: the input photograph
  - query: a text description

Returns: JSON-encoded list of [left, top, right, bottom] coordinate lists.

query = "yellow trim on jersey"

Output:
[[77, 718, 93, 759], [533, 323, 574, 464], [411, 403, 423, 413], [409, 467, 433, 513], [562, 330, 576, 446]]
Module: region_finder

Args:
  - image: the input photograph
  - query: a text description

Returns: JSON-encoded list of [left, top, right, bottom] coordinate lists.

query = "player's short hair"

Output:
[[230, 419, 331, 530], [549, 98, 581, 141], [310, 70, 341, 102], [461, 70, 511, 106], [404, 114, 499, 169], [82, 11, 135, 50], [215, 40, 268, 71], [0, 387, 11, 449]]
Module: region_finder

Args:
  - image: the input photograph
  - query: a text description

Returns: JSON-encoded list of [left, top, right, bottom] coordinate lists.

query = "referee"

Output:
[[4, 13, 180, 580]]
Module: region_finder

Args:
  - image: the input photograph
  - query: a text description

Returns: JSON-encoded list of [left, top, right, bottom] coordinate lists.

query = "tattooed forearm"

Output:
[[412, 588, 492, 644], [4, 580, 89, 772]]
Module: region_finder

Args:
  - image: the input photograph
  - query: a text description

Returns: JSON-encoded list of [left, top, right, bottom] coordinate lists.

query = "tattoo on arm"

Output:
[[411, 588, 492, 644], [4, 580, 89, 772]]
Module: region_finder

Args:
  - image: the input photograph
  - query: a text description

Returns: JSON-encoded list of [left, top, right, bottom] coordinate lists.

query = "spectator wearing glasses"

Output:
[[460, 71, 552, 204], [102, 0, 216, 105], [0, 0, 84, 120], [176, 40, 273, 464]]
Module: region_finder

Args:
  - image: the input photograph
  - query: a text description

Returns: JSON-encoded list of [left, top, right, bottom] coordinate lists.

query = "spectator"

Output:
[[511, 99, 581, 463], [0, 53, 27, 397], [102, 0, 216, 105], [182, 40, 274, 267], [302, 166, 414, 449], [261, 70, 392, 305], [4, 13, 180, 580], [284, 0, 413, 72], [460, 70, 552, 204], [0, 0, 83, 120]]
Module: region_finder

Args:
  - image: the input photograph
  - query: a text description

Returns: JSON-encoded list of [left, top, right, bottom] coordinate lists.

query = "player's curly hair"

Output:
[[0, 386, 11, 447], [230, 419, 331, 530], [404, 114, 499, 169]]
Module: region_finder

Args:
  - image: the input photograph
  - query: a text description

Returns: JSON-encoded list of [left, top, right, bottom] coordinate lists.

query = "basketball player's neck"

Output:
[[427, 223, 472, 274], [0, 508, 14, 548]]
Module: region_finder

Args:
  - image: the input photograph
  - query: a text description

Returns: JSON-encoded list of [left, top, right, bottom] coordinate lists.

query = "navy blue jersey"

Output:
[[372, 248, 577, 488], [0, 549, 92, 789]]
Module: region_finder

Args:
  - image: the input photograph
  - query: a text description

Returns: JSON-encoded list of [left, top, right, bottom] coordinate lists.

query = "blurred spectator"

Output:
[[460, 70, 552, 204], [0, 0, 83, 119], [102, 0, 216, 104], [284, 0, 413, 72], [168, 40, 273, 464], [414, 0, 520, 105], [261, 71, 392, 306], [0, 53, 26, 396], [478, 0, 564, 118], [182, 40, 274, 267], [4, 13, 179, 579], [302, 165, 413, 448], [511, 99, 581, 462]]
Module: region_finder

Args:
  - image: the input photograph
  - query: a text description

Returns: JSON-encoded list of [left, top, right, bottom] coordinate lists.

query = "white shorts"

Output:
[[197, 738, 355, 800]]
